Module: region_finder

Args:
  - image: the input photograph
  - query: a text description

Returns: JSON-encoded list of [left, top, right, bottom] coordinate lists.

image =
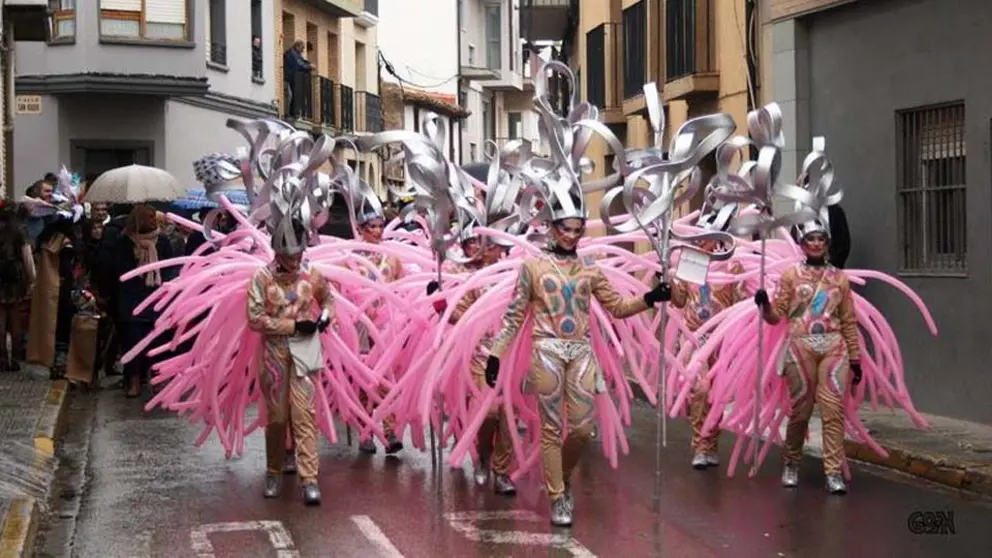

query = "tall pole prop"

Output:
[[652, 215, 671, 516], [751, 232, 767, 476]]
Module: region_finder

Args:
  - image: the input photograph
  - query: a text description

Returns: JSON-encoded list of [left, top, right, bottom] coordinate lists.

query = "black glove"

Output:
[[754, 289, 770, 309], [316, 315, 331, 332], [850, 361, 862, 386], [426, 281, 440, 295], [485, 356, 500, 388], [643, 281, 672, 306], [295, 320, 318, 335]]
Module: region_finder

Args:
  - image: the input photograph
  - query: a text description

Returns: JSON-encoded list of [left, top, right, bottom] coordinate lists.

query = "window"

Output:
[[622, 1, 646, 98], [482, 100, 493, 141], [49, 0, 76, 40], [585, 25, 605, 109], [356, 42, 368, 90], [100, 0, 188, 41], [251, 0, 263, 79], [468, 44, 476, 66], [507, 112, 522, 139], [470, 142, 478, 162], [207, 0, 227, 65], [485, 4, 501, 71], [896, 102, 967, 274]]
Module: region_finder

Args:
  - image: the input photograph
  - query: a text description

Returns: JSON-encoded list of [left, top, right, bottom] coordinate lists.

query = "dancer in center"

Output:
[[753, 214, 861, 494], [669, 206, 749, 470], [430, 218, 517, 495], [350, 185, 405, 455], [484, 189, 673, 527]]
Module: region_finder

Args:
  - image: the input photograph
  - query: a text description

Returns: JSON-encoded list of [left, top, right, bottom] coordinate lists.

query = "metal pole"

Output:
[[428, 252, 444, 469], [750, 235, 767, 476], [653, 218, 671, 517]]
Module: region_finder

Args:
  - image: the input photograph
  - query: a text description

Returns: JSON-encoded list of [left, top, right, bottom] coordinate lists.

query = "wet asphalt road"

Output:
[[38, 390, 992, 558]]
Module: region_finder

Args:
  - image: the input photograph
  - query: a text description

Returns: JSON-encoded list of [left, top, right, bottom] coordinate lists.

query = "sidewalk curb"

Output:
[[844, 440, 992, 497], [627, 379, 992, 497], [0, 380, 70, 558]]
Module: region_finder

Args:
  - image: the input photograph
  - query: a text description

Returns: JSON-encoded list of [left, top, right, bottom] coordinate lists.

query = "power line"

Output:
[[378, 51, 459, 90]]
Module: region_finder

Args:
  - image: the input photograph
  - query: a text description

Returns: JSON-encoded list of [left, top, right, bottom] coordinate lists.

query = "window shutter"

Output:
[[146, 0, 187, 23], [101, 0, 142, 10]]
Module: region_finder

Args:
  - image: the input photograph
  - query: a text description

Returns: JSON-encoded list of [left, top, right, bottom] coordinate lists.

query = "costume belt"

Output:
[[534, 337, 592, 361]]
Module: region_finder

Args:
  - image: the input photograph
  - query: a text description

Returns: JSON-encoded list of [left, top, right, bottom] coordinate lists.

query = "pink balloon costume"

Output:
[[130, 119, 388, 505]]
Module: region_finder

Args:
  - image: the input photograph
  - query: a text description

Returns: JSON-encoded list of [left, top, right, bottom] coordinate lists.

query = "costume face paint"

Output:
[[801, 232, 828, 259], [360, 219, 385, 243], [551, 218, 585, 251]]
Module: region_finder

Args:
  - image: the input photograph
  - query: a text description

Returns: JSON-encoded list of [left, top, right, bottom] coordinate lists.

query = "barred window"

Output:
[[896, 103, 967, 274]]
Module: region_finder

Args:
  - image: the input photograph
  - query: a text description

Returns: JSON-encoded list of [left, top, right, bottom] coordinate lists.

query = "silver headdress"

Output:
[[204, 117, 346, 254], [791, 137, 841, 240], [356, 112, 481, 259]]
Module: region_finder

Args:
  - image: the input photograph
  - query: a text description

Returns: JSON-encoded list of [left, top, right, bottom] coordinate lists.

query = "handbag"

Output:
[[288, 332, 324, 377]]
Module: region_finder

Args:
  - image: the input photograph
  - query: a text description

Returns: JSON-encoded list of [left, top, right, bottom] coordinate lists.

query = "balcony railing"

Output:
[[209, 42, 227, 66], [355, 91, 384, 133], [667, 0, 715, 81], [339, 84, 355, 132], [364, 0, 378, 16], [622, 1, 646, 99], [285, 71, 315, 121], [319, 77, 337, 127]]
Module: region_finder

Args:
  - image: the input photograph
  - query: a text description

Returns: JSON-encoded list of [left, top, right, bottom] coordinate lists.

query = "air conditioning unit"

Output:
[[5, 1, 51, 42]]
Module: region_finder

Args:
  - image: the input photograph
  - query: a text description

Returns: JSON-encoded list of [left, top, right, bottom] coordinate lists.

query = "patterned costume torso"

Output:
[[772, 262, 860, 359], [247, 261, 333, 355], [673, 261, 747, 333], [490, 252, 647, 357]]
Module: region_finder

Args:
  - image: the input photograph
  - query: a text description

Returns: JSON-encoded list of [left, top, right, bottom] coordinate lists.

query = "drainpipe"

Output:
[[456, 0, 463, 165], [2, 14, 13, 200], [745, 0, 758, 113]]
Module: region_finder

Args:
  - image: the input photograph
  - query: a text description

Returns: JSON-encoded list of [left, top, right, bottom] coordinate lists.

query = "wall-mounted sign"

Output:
[[16, 95, 42, 115]]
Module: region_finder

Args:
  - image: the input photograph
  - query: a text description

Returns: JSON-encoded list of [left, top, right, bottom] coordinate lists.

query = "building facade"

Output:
[[377, 0, 466, 191], [762, 0, 992, 425], [274, 0, 385, 197], [13, 0, 279, 192], [557, 0, 755, 225]]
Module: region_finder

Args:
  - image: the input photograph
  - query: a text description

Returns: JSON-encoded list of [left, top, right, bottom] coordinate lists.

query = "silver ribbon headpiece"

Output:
[[211, 117, 341, 254], [792, 136, 842, 239], [356, 113, 481, 258], [708, 103, 821, 238], [597, 83, 738, 262]]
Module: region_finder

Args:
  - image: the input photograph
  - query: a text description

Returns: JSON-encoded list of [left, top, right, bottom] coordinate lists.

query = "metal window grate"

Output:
[[896, 102, 967, 274]]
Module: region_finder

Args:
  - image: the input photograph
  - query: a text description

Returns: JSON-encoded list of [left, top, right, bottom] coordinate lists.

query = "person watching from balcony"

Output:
[[283, 40, 313, 118], [252, 36, 263, 80]]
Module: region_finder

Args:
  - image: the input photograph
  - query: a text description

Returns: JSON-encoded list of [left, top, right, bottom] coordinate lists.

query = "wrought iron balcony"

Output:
[[355, 91, 384, 133]]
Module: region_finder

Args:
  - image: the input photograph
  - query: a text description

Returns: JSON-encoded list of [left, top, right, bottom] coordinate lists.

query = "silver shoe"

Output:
[[283, 454, 297, 475], [385, 435, 404, 455], [691, 453, 709, 469], [263, 474, 282, 498], [781, 465, 799, 487], [550, 496, 573, 527], [705, 453, 720, 467], [473, 464, 490, 487], [303, 483, 322, 506], [825, 474, 847, 495], [493, 474, 517, 495], [359, 440, 377, 454], [563, 482, 574, 512]]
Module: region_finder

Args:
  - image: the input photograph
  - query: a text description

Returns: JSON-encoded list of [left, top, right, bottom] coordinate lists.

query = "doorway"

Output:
[[71, 142, 152, 185]]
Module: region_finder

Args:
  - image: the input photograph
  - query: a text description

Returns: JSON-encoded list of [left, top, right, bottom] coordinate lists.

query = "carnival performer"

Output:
[[248, 217, 334, 505], [753, 217, 860, 495], [349, 186, 405, 455], [669, 208, 748, 470], [485, 191, 673, 527], [430, 222, 517, 495]]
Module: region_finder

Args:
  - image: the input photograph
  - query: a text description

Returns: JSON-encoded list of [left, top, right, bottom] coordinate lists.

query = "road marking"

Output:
[[190, 521, 300, 558], [350, 515, 405, 557], [443, 511, 597, 557]]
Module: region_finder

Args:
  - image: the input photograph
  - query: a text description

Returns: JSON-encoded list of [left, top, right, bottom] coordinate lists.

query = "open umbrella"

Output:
[[83, 164, 185, 203]]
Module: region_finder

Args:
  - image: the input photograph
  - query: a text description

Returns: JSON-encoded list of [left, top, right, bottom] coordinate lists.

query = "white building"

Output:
[[377, 0, 464, 181], [12, 0, 278, 192]]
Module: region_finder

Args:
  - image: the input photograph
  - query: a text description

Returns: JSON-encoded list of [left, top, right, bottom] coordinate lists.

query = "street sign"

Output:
[[15, 95, 42, 115]]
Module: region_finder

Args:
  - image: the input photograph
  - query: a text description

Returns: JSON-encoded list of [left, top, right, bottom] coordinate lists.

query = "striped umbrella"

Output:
[[171, 188, 249, 211]]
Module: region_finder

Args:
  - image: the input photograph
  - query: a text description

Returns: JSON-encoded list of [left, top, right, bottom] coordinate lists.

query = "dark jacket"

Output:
[[104, 233, 177, 323], [283, 48, 311, 81]]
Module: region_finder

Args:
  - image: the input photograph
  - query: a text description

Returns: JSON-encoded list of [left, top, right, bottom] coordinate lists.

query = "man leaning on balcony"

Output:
[[283, 40, 313, 119]]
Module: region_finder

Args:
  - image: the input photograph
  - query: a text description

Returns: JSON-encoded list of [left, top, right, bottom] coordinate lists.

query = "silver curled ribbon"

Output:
[[192, 117, 351, 252], [707, 103, 825, 238], [596, 82, 738, 264], [355, 112, 482, 260]]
